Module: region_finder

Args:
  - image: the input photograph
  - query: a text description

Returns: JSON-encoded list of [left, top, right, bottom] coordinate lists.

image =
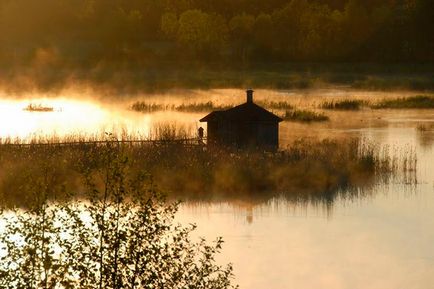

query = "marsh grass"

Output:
[[23, 103, 54, 112], [0, 134, 415, 206], [416, 123, 434, 132], [130, 100, 294, 113], [130, 101, 232, 113], [283, 109, 329, 122], [0, 124, 194, 146], [321, 100, 365, 110], [371, 95, 434, 109], [256, 101, 294, 110]]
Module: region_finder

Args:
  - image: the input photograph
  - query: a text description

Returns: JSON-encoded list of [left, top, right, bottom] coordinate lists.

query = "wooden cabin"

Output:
[[200, 90, 283, 151]]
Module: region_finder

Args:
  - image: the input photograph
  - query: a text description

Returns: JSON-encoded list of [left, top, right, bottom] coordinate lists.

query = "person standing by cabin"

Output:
[[198, 127, 204, 144]]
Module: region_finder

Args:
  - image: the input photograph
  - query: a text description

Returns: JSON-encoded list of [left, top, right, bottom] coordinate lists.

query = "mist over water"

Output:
[[0, 88, 431, 141], [1, 88, 434, 288]]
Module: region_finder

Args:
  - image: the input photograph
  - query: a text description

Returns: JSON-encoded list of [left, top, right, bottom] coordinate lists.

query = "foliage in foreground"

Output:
[[0, 147, 237, 289]]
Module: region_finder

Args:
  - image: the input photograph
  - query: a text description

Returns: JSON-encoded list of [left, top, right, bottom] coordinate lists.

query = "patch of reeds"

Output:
[[257, 101, 294, 110], [130, 101, 232, 113], [321, 100, 364, 110], [416, 124, 434, 132], [0, 135, 415, 207], [131, 100, 294, 113], [23, 103, 54, 112], [283, 109, 329, 122], [371, 95, 434, 109]]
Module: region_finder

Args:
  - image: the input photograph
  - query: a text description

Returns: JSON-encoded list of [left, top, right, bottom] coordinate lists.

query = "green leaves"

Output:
[[0, 146, 237, 289]]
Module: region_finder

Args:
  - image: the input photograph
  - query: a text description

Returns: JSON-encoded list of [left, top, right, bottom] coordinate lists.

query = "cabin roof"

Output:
[[200, 101, 283, 123]]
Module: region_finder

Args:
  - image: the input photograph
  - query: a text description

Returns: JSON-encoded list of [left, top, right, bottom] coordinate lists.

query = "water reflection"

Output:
[[177, 107, 434, 289], [1, 89, 434, 288]]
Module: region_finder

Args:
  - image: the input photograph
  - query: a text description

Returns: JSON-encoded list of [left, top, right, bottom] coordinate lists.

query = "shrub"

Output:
[[0, 147, 237, 289]]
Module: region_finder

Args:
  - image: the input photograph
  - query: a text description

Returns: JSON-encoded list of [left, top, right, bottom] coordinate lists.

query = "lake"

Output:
[[1, 88, 434, 288]]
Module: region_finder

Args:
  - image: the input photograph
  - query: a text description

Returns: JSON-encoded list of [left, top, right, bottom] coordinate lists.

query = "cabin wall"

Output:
[[256, 122, 279, 150], [206, 120, 279, 151], [207, 121, 236, 146]]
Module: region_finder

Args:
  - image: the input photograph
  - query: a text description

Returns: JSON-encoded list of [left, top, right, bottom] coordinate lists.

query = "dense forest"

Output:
[[0, 0, 433, 91]]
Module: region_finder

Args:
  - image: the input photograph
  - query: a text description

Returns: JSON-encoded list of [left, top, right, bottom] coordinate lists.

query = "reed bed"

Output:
[[283, 109, 329, 122], [321, 100, 365, 110], [130, 100, 294, 113], [371, 95, 434, 109], [416, 123, 434, 132], [23, 103, 54, 112], [256, 101, 294, 110], [130, 101, 232, 113], [0, 135, 415, 207]]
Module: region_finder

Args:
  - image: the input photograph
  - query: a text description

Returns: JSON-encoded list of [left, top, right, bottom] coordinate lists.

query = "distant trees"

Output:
[[162, 10, 228, 57], [0, 0, 432, 67]]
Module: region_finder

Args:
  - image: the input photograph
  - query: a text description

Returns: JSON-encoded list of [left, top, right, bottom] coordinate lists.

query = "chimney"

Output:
[[246, 89, 254, 103]]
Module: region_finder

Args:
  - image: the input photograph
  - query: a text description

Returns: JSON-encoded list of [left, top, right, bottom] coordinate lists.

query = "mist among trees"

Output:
[[0, 0, 432, 92]]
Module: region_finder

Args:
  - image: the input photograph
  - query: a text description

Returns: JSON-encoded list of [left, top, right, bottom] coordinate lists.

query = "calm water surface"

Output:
[[1, 89, 434, 288], [179, 115, 434, 289]]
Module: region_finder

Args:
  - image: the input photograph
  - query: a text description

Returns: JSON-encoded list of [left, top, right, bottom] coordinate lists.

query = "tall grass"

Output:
[[130, 100, 294, 113], [372, 95, 434, 109], [23, 103, 54, 112], [321, 100, 365, 110], [130, 101, 232, 113], [0, 135, 415, 206], [256, 101, 294, 110], [283, 109, 329, 122]]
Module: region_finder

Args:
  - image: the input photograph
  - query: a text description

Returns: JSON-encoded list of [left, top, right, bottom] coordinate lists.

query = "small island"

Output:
[[23, 103, 54, 112]]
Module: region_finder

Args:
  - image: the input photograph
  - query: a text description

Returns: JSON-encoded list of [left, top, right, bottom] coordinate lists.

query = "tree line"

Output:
[[0, 0, 432, 70]]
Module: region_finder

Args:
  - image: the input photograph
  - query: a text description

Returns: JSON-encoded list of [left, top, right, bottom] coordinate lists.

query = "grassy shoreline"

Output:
[[0, 136, 415, 207]]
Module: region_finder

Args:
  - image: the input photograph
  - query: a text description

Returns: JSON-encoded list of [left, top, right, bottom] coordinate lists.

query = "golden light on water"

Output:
[[0, 98, 105, 139], [0, 98, 153, 141], [0, 97, 205, 141]]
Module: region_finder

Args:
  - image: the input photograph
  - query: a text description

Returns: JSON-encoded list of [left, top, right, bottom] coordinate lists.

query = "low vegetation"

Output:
[[372, 95, 434, 109], [23, 103, 54, 112], [0, 149, 237, 289], [283, 109, 329, 122], [131, 101, 232, 113], [131, 100, 294, 113], [321, 100, 364, 110], [257, 101, 294, 110], [416, 124, 434, 132], [0, 135, 415, 205]]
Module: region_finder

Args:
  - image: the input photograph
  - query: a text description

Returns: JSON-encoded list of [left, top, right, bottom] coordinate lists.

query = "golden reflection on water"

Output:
[[0, 98, 108, 139], [1, 89, 434, 288], [175, 113, 434, 289], [0, 88, 432, 142], [0, 98, 204, 141]]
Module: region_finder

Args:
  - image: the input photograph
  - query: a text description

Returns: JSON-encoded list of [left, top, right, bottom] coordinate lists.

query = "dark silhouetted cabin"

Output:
[[200, 90, 283, 151]]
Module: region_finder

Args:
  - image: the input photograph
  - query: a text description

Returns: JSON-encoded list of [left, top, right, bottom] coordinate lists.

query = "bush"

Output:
[[0, 147, 237, 289]]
